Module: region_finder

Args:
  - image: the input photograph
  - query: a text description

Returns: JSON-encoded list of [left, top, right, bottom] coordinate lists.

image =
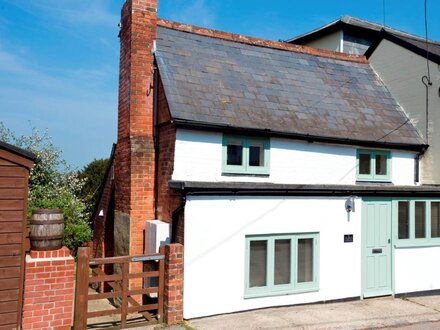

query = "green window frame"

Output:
[[244, 233, 319, 298], [356, 150, 391, 182], [222, 135, 270, 175], [393, 199, 440, 247]]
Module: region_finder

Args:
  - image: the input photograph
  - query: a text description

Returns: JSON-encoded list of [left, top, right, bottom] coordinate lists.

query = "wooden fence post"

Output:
[[74, 247, 90, 330]]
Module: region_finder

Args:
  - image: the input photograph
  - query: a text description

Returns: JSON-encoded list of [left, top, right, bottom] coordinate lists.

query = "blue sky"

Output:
[[1, 0, 439, 168]]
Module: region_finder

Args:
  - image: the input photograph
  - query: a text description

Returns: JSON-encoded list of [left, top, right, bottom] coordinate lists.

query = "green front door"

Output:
[[362, 201, 392, 298]]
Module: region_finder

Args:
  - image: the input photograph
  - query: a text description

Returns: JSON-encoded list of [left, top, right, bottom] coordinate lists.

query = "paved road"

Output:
[[89, 294, 440, 329], [188, 295, 440, 330]]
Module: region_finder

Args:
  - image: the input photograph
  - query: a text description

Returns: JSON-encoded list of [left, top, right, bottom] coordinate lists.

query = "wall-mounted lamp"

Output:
[[345, 197, 355, 213]]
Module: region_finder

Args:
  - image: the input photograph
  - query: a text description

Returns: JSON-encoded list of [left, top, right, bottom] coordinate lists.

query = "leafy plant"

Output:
[[0, 122, 92, 254]]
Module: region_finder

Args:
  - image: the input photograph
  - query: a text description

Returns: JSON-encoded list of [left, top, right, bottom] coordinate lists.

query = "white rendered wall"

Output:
[[394, 247, 440, 293], [173, 129, 416, 186], [370, 40, 440, 184], [183, 196, 362, 319]]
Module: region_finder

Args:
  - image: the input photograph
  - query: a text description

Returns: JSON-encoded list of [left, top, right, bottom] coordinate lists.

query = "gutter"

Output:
[[153, 63, 159, 219], [171, 118, 428, 152], [169, 180, 440, 198]]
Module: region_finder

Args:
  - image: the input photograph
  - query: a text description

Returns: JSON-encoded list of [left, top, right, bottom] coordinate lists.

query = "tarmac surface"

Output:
[[88, 293, 440, 329]]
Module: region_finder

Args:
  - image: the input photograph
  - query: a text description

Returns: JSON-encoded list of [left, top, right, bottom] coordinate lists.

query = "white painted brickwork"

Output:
[[173, 129, 416, 186], [183, 196, 362, 319]]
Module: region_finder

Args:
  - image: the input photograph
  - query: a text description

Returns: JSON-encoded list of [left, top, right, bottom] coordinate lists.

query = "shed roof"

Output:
[[0, 141, 36, 168], [155, 21, 424, 149]]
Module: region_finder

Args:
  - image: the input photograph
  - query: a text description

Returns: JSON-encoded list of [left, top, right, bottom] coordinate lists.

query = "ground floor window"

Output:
[[395, 199, 440, 246], [245, 233, 319, 298]]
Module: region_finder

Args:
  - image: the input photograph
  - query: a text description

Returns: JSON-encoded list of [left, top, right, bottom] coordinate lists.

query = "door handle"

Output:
[[372, 248, 382, 254]]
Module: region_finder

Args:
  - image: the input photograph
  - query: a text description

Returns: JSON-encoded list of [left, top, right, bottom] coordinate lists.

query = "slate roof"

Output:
[[155, 25, 424, 147]]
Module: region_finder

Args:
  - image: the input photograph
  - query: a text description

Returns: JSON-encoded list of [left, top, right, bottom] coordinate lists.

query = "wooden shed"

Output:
[[0, 141, 35, 330]]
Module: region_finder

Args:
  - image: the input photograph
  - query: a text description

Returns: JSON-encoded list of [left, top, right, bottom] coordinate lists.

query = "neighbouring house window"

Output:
[[395, 200, 440, 246], [245, 233, 319, 298], [223, 135, 270, 175], [356, 150, 391, 182]]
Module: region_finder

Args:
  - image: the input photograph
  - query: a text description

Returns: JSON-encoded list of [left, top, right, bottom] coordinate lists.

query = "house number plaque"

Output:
[[344, 234, 353, 243]]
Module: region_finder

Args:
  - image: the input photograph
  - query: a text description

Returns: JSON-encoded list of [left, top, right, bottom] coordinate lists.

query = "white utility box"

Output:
[[144, 220, 170, 297]]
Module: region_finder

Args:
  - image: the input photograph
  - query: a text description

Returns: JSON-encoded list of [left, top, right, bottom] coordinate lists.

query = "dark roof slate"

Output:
[[155, 26, 424, 146]]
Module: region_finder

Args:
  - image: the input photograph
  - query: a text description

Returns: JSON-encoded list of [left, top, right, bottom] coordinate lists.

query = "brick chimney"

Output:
[[114, 0, 157, 259]]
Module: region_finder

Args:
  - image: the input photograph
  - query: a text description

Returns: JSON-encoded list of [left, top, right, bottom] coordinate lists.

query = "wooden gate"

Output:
[[74, 247, 165, 329]]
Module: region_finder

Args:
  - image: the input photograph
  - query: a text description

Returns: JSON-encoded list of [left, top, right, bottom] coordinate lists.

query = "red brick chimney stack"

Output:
[[114, 0, 158, 259]]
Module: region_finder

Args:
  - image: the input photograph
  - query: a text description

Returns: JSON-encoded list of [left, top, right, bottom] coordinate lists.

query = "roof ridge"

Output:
[[157, 18, 368, 63]]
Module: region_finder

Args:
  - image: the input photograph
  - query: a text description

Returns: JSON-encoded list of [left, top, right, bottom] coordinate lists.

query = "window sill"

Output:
[[394, 241, 440, 249], [244, 287, 319, 299], [356, 179, 392, 183], [222, 172, 269, 177]]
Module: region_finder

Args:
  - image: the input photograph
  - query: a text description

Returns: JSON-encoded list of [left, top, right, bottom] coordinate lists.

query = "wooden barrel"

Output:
[[29, 209, 64, 251]]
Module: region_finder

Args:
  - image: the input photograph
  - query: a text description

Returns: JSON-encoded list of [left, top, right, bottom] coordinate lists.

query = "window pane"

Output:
[[415, 202, 426, 238], [249, 144, 264, 167], [227, 144, 243, 166], [249, 240, 267, 288], [297, 238, 313, 283], [274, 239, 290, 285], [359, 154, 371, 175], [432, 202, 440, 238], [375, 154, 387, 175], [398, 202, 409, 239]]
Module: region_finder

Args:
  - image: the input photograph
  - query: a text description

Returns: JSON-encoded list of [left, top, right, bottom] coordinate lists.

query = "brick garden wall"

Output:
[[22, 247, 74, 330]]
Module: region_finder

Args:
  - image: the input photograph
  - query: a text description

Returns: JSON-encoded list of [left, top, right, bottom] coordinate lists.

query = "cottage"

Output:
[[94, 1, 440, 320]]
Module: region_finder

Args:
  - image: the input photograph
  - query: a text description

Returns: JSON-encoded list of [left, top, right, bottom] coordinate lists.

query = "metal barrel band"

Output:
[[30, 234, 64, 240], [29, 220, 65, 225]]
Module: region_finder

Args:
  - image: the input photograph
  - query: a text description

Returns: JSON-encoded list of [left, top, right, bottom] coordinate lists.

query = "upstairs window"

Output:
[[356, 150, 391, 182], [222, 135, 269, 175]]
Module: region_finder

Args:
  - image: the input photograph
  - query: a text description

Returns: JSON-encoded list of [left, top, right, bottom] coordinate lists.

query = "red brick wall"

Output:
[[114, 0, 158, 259], [22, 248, 74, 330], [156, 78, 184, 244]]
